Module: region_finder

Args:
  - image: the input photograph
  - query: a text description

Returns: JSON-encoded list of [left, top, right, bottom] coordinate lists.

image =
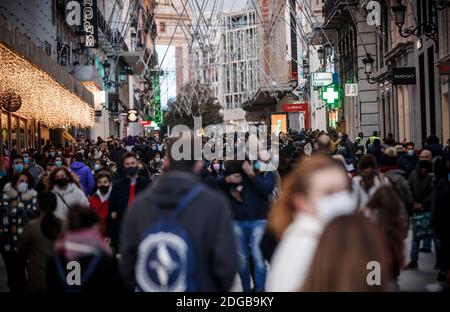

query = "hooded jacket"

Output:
[[381, 168, 414, 212], [1, 182, 38, 252], [119, 170, 239, 292], [27, 161, 44, 184], [52, 182, 89, 220], [70, 161, 95, 196]]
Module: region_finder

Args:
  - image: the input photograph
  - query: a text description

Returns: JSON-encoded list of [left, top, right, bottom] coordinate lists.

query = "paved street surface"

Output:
[[0, 230, 441, 292]]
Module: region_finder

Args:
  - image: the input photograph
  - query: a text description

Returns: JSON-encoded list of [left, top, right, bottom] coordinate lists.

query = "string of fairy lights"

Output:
[[0, 43, 95, 128]]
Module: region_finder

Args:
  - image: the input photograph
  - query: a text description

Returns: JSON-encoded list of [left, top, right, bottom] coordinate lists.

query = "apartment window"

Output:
[[159, 22, 166, 32]]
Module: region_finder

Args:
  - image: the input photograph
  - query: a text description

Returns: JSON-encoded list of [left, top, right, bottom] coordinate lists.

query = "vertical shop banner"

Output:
[[82, 0, 98, 48]]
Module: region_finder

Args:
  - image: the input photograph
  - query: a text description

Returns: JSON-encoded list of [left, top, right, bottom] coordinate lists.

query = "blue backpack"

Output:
[[134, 184, 204, 292]]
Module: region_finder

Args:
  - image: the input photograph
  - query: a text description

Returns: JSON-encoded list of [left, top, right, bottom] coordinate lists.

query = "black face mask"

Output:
[[55, 178, 68, 187], [98, 185, 110, 194], [126, 166, 139, 177]]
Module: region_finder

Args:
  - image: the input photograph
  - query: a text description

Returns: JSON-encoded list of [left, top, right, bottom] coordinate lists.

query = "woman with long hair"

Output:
[[17, 192, 63, 291], [49, 167, 88, 220], [1, 171, 38, 291], [363, 186, 409, 285], [301, 214, 392, 291], [353, 154, 390, 209], [266, 155, 356, 291]]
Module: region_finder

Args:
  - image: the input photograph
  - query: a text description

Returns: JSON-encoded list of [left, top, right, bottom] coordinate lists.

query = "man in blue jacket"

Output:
[[69, 152, 95, 196], [219, 155, 276, 292]]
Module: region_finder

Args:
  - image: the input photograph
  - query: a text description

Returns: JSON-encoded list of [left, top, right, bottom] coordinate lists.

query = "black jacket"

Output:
[[119, 170, 238, 292], [47, 252, 123, 292], [106, 176, 150, 249]]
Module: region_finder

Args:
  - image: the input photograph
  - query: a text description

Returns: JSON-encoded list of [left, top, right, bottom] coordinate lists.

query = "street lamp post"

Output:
[[391, 0, 438, 43], [362, 53, 380, 85], [102, 59, 127, 90]]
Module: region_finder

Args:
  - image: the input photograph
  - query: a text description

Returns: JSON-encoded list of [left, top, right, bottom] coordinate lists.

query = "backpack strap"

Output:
[[170, 184, 205, 219]]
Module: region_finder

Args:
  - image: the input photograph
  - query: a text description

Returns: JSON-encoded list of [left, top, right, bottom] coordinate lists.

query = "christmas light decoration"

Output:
[[0, 43, 94, 128]]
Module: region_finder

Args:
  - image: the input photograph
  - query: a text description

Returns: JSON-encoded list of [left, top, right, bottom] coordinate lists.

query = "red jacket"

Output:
[[89, 193, 109, 237]]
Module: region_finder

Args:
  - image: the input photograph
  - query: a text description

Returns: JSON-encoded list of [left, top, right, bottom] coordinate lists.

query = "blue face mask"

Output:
[[0, 170, 6, 177], [14, 164, 24, 173], [94, 164, 101, 171], [55, 160, 63, 167], [23, 157, 30, 165], [253, 160, 261, 171]]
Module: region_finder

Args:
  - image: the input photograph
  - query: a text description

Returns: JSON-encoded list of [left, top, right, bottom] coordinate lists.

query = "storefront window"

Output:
[[20, 118, 26, 151], [0, 112, 7, 156], [27, 120, 33, 150], [10, 115, 18, 154]]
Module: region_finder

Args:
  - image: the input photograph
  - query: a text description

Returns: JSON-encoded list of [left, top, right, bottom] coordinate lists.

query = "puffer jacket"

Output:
[[52, 182, 89, 220], [0, 183, 38, 252], [70, 161, 95, 195]]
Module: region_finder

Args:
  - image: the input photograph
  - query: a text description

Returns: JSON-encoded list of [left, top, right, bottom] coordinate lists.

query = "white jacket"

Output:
[[52, 182, 88, 220], [266, 213, 323, 292]]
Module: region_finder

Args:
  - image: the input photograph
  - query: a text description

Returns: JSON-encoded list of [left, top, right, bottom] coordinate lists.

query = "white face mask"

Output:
[[17, 182, 29, 193], [315, 191, 355, 224]]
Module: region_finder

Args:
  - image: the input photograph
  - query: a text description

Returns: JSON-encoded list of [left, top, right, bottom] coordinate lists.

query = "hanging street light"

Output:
[[391, 0, 438, 43]]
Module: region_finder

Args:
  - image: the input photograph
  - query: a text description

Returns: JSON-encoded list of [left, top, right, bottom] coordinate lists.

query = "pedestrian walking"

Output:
[[119, 135, 238, 292], [89, 171, 112, 238], [0, 171, 38, 291], [219, 154, 276, 292], [353, 154, 390, 209], [17, 192, 62, 291], [49, 167, 89, 220], [69, 152, 95, 196], [363, 186, 409, 285], [301, 215, 392, 291], [405, 149, 434, 270], [266, 155, 356, 292], [47, 205, 122, 292], [106, 152, 150, 251]]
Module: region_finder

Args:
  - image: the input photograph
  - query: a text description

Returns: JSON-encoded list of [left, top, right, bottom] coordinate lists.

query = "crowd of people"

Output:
[[0, 129, 448, 292]]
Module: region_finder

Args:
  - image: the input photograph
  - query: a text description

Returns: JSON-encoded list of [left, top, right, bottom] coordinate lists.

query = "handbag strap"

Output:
[[56, 192, 70, 210]]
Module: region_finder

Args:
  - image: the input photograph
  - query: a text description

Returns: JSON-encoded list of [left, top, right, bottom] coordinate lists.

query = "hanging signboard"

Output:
[[392, 67, 416, 85], [345, 83, 358, 97], [65, 0, 99, 48], [127, 109, 138, 122], [311, 72, 333, 87]]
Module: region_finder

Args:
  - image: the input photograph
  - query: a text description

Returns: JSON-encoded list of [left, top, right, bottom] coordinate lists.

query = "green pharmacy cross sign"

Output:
[[321, 85, 341, 109]]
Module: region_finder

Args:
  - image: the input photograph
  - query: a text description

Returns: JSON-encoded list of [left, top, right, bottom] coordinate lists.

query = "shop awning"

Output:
[[0, 17, 94, 128]]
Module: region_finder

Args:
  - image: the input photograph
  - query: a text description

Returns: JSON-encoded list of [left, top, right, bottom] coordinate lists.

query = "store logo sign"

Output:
[[127, 109, 139, 122], [392, 67, 416, 85], [66, 0, 99, 48]]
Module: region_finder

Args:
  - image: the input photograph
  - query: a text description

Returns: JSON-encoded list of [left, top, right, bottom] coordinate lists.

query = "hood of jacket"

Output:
[[384, 169, 407, 183], [70, 161, 87, 170], [2, 182, 37, 201], [149, 170, 199, 206]]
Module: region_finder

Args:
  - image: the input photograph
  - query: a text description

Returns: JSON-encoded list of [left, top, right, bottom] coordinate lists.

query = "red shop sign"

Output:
[[281, 103, 308, 112]]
